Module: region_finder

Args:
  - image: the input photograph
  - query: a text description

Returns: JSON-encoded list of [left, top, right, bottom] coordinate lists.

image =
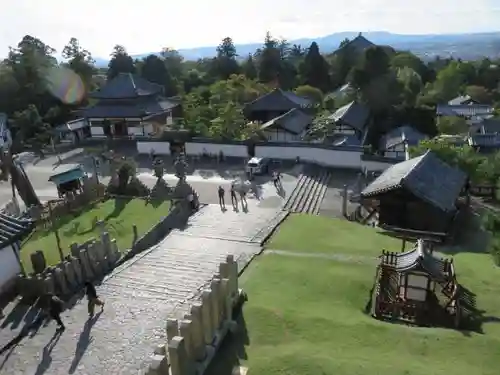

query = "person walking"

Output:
[[272, 171, 279, 188], [230, 184, 238, 208], [46, 294, 65, 331], [218, 185, 226, 209], [85, 281, 104, 318], [239, 189, 247, 208]]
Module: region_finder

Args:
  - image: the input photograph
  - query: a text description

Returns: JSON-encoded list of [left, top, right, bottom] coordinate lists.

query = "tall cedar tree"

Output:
[[107, 45, 136, 80], [300, 42, 331, 92]]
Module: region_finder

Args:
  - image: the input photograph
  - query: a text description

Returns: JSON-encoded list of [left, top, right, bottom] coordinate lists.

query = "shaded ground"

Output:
[[21, 198, 170, 271]]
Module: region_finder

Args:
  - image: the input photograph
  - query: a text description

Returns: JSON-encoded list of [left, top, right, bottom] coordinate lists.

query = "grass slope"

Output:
[[21, 198, 170, 270], [208, 215, 499, 375], [266, 213, 406, 256], [226, 255, 498, 375]]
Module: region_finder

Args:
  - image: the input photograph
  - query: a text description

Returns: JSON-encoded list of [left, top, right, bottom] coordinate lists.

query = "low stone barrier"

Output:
[[17, 231, 121, 299], [145, 254, 244, 375]]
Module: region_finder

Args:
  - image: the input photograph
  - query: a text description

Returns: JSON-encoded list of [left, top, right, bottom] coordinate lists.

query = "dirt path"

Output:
[[264, 248, 378, 264]]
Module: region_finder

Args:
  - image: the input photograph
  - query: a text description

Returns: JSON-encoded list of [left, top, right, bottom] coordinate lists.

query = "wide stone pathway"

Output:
[[0, 204, 286, 375]]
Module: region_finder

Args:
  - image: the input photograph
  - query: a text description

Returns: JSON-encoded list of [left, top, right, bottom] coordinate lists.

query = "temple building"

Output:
[[0, 212, 34, 294], [360, 151, 467, 235], [81, 73, 181, 138], [243, 88, 313, 123]]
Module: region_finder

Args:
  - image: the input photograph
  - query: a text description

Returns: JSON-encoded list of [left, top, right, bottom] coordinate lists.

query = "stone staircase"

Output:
[[283, 165, 331, 214]]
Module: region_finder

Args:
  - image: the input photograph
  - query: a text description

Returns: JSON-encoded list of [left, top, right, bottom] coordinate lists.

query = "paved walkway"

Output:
[[0, 204, 286, 375]]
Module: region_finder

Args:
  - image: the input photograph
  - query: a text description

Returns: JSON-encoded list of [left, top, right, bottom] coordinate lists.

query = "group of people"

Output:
[[39, 282, 105, 332], [218, 184, 247, 210]]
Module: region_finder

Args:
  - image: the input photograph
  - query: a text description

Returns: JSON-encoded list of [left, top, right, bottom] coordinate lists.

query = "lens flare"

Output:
[[46, 66, 85, 104]]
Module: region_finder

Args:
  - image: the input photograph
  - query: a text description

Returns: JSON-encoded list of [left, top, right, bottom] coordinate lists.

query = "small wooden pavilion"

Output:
[[48, 164, 86, 198], [371, 239, 474, 328], [360, 151, 468, 237]]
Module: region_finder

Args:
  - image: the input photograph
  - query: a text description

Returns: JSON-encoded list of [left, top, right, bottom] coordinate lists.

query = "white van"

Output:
[[246, 157, 270, 176]]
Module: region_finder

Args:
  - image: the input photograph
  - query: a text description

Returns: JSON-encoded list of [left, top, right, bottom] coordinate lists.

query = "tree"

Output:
[[257, 32, 281, 84], [4, 35, 58, 115], [294, 85, 323, 106], [465, 85, 491, 103], [183, 75, 269, 139], [391, 52, 432, 83], [397, 67, 423, 107], [350, 46, 401, 112], [160, 48, 184, 81], [140, 54, 177, 96], [436, 116, 468, 135], [212, 37, 240, 80], [299, 42, 331, 92], [62, 37, 97, 95], [12, 105, 51, 150], [107, 45, 135, 80], [241, 55, 257, 79]]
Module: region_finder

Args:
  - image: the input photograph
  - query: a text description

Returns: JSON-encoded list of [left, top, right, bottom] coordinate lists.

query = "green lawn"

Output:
[[210, 253, 499, 375], [266, 213, 406, 256], [21, 198, 170, 270]]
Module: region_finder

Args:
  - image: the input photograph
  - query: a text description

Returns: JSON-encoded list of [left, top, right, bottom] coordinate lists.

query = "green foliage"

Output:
[[481, 211, 500, 266], [436, 116, 468, 135], [4, 32, 500, 150]]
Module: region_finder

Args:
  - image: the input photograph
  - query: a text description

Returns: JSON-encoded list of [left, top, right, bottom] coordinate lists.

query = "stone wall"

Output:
[[16, 231, 121, 299], [145, 254, 243, 375]]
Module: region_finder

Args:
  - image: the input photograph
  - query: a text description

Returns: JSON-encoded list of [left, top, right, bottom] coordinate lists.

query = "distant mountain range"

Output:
[[93, 31, 500, 67]]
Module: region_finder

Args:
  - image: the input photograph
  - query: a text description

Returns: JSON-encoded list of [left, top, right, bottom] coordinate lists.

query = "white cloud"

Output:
[[0, 0, 499, 59]]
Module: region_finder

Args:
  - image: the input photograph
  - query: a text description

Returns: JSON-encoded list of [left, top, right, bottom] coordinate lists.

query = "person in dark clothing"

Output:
[[85, 282, 104, 317], [230, 184, 238, 207], [46, 294, 65, 331], [218, 185, 225, 208], [239, 189, 247, 208], [272, 171, 279, 188]]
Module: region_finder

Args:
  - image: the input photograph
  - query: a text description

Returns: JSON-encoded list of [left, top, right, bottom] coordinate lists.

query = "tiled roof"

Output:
[[333, 35, 376, 55], [480, 118, 500, 134], [89, 73, 164, 99], [82, 98, 177, 119], [361, 151, 466, 212], [244, 89, 313, 114], [328, 101, 370, 131], [0, 212, 34, 248], [391, 240, 448, 281], [380, 125, 427, 150], [448, 95, 476, 105], [468, 134, 500, 147], [436, 104, 494, 117], [260, 108, 312, 135], [55, 118, 88, 133]]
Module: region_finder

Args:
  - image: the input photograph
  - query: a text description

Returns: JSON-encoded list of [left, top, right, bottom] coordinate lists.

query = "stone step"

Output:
[[292, 170, 317, 212], [302, 170, 325, 214], [283, 173, 306, 210], [311, 171, 332, 215]]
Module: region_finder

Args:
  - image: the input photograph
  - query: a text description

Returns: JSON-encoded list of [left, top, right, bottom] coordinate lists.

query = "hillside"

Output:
[[93, 31, 500, 67]]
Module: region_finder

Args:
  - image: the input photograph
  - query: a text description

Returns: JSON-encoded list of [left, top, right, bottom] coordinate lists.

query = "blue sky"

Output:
[[0, 0, 499, 58]]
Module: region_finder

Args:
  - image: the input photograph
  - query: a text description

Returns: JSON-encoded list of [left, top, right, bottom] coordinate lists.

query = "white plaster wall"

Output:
[[255, 146, 362, 168], [361, 159, 396, 172], [263, 130, 302, 143], [166, 112, 173, 125], [185, 142, 248, 157], [90, 126, 104, 136], [0, 245, 20, 292], [128, 126, 144, 136], [143, 123, 154, 135], [137, 141, 171, 155]]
